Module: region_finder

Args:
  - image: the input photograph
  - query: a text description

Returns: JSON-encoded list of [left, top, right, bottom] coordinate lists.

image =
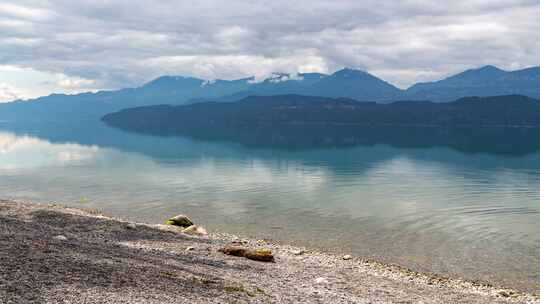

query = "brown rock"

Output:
[[219, 245, 275, 262], [219, 245, 248, 257], [245, 248, 275, 262]]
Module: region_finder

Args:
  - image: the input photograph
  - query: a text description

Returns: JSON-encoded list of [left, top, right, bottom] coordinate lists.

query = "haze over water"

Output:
[[1, 121, 539, 292]]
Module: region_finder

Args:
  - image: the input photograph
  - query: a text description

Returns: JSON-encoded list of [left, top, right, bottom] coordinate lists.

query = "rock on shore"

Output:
[[0, 199, 537, 304]]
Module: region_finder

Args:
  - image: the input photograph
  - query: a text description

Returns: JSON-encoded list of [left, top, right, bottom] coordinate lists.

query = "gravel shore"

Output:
[[0, 199, 538, 304]]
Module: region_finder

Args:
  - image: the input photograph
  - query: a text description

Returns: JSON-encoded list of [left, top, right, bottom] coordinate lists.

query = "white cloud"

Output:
[[0, 3, 55, 21], [57, 76, 97, 91], [0, 132, 101, 169], [140, 52, 329, 83], [0, 83, 24, 102], [0, 0, 539, 93]]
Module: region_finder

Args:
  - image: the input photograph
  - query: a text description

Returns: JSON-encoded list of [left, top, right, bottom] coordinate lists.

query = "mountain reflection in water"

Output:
[[1, 121, 540, 292]]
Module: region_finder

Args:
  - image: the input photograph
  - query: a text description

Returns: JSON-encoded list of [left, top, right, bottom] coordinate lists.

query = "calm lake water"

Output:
[[1, 121, 539, 292]]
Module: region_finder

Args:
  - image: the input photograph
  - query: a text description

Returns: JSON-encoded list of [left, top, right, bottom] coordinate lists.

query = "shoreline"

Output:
[[0, 199, 538, 303]]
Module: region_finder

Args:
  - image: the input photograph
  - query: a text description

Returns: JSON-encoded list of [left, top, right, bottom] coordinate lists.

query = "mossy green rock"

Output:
[[165, 214, 194, 228]]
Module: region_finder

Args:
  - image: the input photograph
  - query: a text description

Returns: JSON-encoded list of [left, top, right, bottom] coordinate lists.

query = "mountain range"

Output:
[[3, 65, 540, 122], [406, 65, 540, 101]]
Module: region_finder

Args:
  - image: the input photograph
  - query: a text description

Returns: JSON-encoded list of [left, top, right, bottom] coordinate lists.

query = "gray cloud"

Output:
[[0, 0, 539, 92]]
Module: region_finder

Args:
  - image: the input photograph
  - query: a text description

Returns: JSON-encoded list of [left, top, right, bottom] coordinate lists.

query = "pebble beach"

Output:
[[0, 199, 538, 304]]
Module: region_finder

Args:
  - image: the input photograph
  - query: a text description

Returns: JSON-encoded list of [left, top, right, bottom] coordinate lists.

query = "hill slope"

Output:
[[103, 94, 540, 131]]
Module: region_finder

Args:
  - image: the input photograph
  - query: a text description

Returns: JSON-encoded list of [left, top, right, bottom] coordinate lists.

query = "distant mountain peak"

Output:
[[461, 65, 505, 75], [332, 68, 369, 78], [476, 65, 504, 72], [404, 65, 540, 102], [143, 75, 204, 88], [441, 65, 506, 84]]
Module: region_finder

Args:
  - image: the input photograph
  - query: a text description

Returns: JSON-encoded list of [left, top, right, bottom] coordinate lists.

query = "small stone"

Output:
[[497, 290, 511, 297], [126, 223, 137, 230], [153, 224, 184, 233], [182, 225, 208, 236], [166, 214, 194, 228], [314, 277, 328, 284], [237, 239, 249, 244], [186, 246, 195, 251], [342, 255, 352, 260], [53, 235, 68, 241], [292, 249, 305, 256]]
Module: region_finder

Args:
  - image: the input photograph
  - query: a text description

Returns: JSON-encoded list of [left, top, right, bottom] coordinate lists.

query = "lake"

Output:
[[1, 121, 539, 292]]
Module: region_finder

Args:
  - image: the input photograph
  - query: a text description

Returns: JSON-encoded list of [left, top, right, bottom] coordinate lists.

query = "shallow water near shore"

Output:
[[1, 121, 539, 292]]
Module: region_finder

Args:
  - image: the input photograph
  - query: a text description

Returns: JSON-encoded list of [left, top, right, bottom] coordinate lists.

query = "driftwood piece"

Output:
[[219, 245, 275, 262]]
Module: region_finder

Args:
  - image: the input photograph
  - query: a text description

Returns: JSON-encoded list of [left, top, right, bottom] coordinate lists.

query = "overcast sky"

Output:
[[0, 0, 539, 102]]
